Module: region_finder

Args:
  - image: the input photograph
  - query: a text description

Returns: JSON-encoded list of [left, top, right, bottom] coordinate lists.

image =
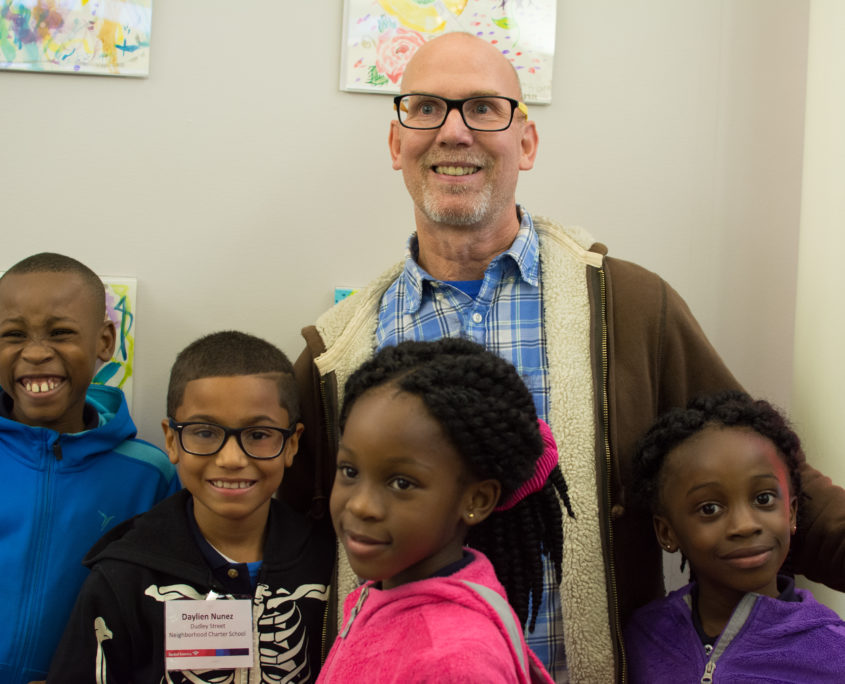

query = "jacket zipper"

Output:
[[319, 376, 336, 513], [598, 267, 626, 682], [698, 592, 758, 683], [319, 374, 337, 655], [340, 586, 369, 638], [320, 588, 330, 663], [17, 436, 60, 675]]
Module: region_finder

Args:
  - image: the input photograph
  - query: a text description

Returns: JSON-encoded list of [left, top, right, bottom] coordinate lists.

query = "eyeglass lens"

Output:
[[180, 423, 285, 459], [398, 95, 514, 130]]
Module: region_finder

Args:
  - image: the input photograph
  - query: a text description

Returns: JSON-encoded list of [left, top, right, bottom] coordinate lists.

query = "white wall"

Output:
[[0, 1, 808, 449], [792, 0, 845, 619]]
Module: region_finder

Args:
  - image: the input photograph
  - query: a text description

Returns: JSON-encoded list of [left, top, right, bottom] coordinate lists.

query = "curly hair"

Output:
[[340, 338, 573, 631], [633, 389, 803, 517]]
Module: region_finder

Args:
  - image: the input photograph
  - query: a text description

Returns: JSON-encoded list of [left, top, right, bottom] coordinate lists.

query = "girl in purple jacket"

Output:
[[625, 390, 845, 683], [318, 338, 574, 683]]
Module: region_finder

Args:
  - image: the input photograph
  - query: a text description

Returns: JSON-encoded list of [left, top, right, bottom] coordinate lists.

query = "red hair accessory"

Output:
[[495, 419, 559, 511]]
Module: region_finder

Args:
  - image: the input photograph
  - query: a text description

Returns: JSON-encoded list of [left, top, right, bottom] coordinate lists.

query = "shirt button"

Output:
[[472, 313, 482, 323], [227, 568, 239, 579]]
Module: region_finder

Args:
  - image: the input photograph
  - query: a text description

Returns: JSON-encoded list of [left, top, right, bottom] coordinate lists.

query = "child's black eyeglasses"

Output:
[[167, 419, 294, 460]]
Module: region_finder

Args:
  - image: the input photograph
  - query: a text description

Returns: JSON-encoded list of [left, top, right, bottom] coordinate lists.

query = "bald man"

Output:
[[284, 32, 845, 682]]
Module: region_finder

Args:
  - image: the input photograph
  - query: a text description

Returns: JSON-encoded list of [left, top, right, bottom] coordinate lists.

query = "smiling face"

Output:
[[654, 426, 797, 606], [388, 33, 538, 235], [331, 385, 496, 589], [0, 271, 115, 433], [163, 374, 302, 541]]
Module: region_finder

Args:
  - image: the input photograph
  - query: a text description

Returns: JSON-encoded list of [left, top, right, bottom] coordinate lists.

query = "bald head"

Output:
[[401, 32, 524, 101]]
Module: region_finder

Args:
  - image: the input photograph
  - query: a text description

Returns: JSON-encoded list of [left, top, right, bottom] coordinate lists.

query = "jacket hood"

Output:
[[671, 582, 844, 636], [0, 384, 137, 467], [749, 587, 845, 636], [84, 489, 211, 586]]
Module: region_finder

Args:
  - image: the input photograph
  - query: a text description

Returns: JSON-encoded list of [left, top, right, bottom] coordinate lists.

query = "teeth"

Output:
[[22, 378, 60, 393], [211, 480, 253, 490], [436, 165, 478, 176]]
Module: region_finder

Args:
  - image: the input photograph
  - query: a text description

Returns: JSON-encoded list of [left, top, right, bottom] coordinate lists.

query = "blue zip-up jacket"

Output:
[[0, 384, 180, 684]]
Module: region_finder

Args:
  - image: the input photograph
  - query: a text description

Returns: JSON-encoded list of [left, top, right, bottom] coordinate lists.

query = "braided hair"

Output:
[[340, 338, 573, 631]]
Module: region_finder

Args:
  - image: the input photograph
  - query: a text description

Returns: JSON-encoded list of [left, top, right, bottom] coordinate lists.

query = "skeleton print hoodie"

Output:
[[48, 489, 334, 684]]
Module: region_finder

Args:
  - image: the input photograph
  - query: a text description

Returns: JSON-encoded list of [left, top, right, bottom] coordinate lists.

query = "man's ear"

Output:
[[162, 418, 179, 466], [653, 514, 680, 553], [388, 120, 403, 170], [461, 479, 501, 526], [518, 120, 539, 171], [97, 318, 117, 362]]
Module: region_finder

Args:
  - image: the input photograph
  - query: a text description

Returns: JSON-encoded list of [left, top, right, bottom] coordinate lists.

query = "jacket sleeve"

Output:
[[279, 326, 335, 520], [789, 464, 845, 590], [47, 568, 133, 684]]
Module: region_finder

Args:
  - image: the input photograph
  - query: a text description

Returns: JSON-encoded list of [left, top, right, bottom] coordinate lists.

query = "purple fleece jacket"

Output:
[[317, 549, 552, 683], [625, 582, 845, 683]]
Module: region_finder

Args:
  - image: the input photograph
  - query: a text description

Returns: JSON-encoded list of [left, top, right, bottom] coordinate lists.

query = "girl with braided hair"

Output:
[[625, 390, 845, 683], [317, 338, 572, 683]]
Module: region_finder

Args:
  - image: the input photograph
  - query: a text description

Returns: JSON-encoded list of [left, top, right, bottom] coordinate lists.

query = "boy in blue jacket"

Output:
[[0, 253, 179, 684]]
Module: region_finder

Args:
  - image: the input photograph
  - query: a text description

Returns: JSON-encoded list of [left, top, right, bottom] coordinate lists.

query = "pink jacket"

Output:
[[317, 549, 553, 683]]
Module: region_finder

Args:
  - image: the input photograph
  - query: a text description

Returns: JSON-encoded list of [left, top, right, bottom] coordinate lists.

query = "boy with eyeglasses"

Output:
[[49, 331, 334, 683]]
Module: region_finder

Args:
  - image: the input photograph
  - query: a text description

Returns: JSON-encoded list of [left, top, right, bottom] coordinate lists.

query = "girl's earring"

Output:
[[467, 511, 475, 519]]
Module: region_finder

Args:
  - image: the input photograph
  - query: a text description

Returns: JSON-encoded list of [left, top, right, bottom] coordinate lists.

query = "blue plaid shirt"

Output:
[[375, 208, 567, 679]]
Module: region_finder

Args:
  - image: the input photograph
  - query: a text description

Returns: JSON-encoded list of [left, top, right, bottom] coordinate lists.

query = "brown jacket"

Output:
[[281, 216, 845, 682]]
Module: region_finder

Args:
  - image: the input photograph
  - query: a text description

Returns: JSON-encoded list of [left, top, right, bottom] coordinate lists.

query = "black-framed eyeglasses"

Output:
[[167, 419, 294, 460], [393, 93, 528, 132]]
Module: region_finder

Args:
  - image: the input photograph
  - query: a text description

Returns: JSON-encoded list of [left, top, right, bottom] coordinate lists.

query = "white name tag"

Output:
[[164, 599, 253, 671]]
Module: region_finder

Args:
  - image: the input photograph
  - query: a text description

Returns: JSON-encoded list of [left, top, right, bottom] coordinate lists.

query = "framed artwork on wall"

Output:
[[0, 0, 152, 77], [94, 276, 137, 409], [340, 0, 557, 104]]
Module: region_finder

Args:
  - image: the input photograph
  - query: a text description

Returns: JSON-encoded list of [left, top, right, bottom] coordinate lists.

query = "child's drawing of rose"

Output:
[[375, 27, 426, 84]]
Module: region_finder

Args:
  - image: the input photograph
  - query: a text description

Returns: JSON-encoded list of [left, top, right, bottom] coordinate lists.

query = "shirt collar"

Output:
[[400, 205, 540, 314], [186, 496, 255, 596]]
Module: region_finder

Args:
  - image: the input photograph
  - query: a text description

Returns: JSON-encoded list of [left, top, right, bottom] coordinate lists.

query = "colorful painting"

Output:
[[93, 276, 136, 406], [0, 0, 151, 77], [341, 0, 556, 103]]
